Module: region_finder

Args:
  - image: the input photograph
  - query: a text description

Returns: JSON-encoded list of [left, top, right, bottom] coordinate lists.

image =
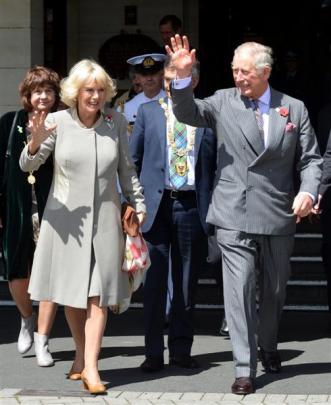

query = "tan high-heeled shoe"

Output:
[[67, 368, 82, 381], [81, 371, 106, 394]]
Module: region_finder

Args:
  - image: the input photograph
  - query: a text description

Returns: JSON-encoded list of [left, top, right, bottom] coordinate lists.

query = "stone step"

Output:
[[291, 257, 325, 279], [129, 280, 328, 308], [204, 257, 326, 281], [293, 233, 322, 256], [296, 219, 321, 233], [0, 277, 328, 307]]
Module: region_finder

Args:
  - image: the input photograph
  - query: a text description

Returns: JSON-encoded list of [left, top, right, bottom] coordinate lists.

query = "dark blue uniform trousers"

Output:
[[142, 191, 206, 358]]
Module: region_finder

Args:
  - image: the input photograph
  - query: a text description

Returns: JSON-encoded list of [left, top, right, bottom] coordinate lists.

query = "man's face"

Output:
[[164, 65, 199, 97], [159, 22, 178, 47], [132, 73, 143, 94], [232, 51, 270, 99], [163, 66, 176, 97], [140, 70, 163, 96]]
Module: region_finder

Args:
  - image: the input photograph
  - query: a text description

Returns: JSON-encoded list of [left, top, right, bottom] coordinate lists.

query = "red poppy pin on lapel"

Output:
[[278, 107, 289, 117]]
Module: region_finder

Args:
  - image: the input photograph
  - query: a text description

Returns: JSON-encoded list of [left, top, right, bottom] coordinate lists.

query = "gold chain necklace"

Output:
[[24, 130, 36, 185], [159, 98, 196, 157]]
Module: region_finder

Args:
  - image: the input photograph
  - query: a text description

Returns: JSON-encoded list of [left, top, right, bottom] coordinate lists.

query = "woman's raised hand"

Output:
[[27, 110, 57, 155], [165, 34, 196, 78]]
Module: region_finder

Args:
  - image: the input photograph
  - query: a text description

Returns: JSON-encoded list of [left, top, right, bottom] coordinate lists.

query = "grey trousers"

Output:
[[217, 228, 294, 378]]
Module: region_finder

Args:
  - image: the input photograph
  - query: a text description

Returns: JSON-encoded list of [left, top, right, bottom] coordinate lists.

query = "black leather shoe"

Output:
[[260, 348, 281, 373], [231, 377, 255, 395], [169, 355, 200, 369], [140, 356, 164, 372]]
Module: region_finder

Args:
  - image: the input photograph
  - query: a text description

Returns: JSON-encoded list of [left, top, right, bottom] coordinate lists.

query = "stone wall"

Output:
[[0, 0, 199, 114], [0, 0, 43, 115]]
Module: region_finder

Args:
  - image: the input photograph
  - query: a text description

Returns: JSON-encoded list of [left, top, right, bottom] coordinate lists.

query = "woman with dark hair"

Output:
[[0, 66, 61, 367]]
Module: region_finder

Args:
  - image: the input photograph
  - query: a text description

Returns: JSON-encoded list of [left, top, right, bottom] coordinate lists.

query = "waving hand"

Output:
[[27, 110, 57, 155], [165, 35, 196, 79]]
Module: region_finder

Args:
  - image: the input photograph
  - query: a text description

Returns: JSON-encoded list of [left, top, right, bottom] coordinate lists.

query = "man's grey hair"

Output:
[[164, 55, 200, 78], [233, 42, 273, 73]]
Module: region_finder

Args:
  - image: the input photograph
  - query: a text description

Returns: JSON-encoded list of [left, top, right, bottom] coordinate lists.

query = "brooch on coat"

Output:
[[105, 114, 114, 130]]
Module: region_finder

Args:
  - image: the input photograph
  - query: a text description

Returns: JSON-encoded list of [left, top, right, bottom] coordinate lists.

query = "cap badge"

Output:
[[143, 57, 155, 68]]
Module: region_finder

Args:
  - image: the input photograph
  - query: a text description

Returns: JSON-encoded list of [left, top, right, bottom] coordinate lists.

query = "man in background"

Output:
[[118, 53, 166, 133], [130, 57, 216, 372], [159, 15, 182, 52]]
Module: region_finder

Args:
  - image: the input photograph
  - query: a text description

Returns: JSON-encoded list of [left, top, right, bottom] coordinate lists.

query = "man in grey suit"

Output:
[[167, 35, 322, 394]]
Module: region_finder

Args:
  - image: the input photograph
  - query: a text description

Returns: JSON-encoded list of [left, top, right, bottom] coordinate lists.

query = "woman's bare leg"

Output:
[[64, 305, 86, 373], [83, 296, 107, 383]]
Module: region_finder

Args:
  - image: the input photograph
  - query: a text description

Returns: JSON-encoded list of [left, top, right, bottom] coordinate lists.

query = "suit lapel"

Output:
[[264, 89, 288, 154], [155, 97, 167, 159], [230, 91, 265, 156], [194, 128, 203, 165]]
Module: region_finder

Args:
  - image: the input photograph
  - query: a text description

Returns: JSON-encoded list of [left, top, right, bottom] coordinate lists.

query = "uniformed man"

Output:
[[114, 67, 143, 112], [118, 53, 166, 132]]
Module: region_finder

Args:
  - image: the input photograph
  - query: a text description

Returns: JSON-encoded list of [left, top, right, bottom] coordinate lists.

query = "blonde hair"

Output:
[[61, 59, 117, 108]]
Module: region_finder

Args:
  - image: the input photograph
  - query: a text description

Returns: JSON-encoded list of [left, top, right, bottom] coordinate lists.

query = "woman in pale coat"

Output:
[[20, 59, 146, 394]]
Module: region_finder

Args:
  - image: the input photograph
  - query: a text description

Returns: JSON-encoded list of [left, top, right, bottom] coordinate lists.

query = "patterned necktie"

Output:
[[169, 119, 188, 189], [252, 99, 265, 144]]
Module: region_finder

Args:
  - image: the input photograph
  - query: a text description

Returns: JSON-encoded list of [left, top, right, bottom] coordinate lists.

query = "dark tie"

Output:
[[252, 100, 265, 144], [169, 119, 188, 189]]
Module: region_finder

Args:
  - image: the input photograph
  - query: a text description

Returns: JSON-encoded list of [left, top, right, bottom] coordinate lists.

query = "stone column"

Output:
[[0, 0, 43, 115]]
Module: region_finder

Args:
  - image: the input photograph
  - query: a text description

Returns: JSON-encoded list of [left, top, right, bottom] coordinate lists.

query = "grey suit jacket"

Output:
[[172, 86, 322, 235]]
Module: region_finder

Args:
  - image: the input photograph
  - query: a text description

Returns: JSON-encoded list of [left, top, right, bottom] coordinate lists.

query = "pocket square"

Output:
[[285, 122, 296, 132]]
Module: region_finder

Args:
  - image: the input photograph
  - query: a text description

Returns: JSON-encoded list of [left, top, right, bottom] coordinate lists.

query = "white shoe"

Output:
[[34, 332, 54, 367], [17, 313, 36, 354]]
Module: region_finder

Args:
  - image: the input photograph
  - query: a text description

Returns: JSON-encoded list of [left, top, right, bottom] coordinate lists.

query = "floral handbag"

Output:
[[122, 233, 151, 291]]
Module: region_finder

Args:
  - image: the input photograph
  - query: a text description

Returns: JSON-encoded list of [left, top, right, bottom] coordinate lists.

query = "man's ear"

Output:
[[263, 67, 271, 81], [191, 76, 200, 90]]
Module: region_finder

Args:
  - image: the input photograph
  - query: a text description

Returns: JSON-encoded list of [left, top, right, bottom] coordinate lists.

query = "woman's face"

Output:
[[77, 78, 106, 116], [30, 85, 56, 112]]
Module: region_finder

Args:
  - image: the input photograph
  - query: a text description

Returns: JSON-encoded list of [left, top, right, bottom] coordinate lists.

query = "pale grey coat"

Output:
[[20, 108, 146, 309]]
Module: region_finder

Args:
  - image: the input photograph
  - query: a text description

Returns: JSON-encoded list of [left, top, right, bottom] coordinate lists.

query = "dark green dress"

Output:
[[0, 109, 53, 280]]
